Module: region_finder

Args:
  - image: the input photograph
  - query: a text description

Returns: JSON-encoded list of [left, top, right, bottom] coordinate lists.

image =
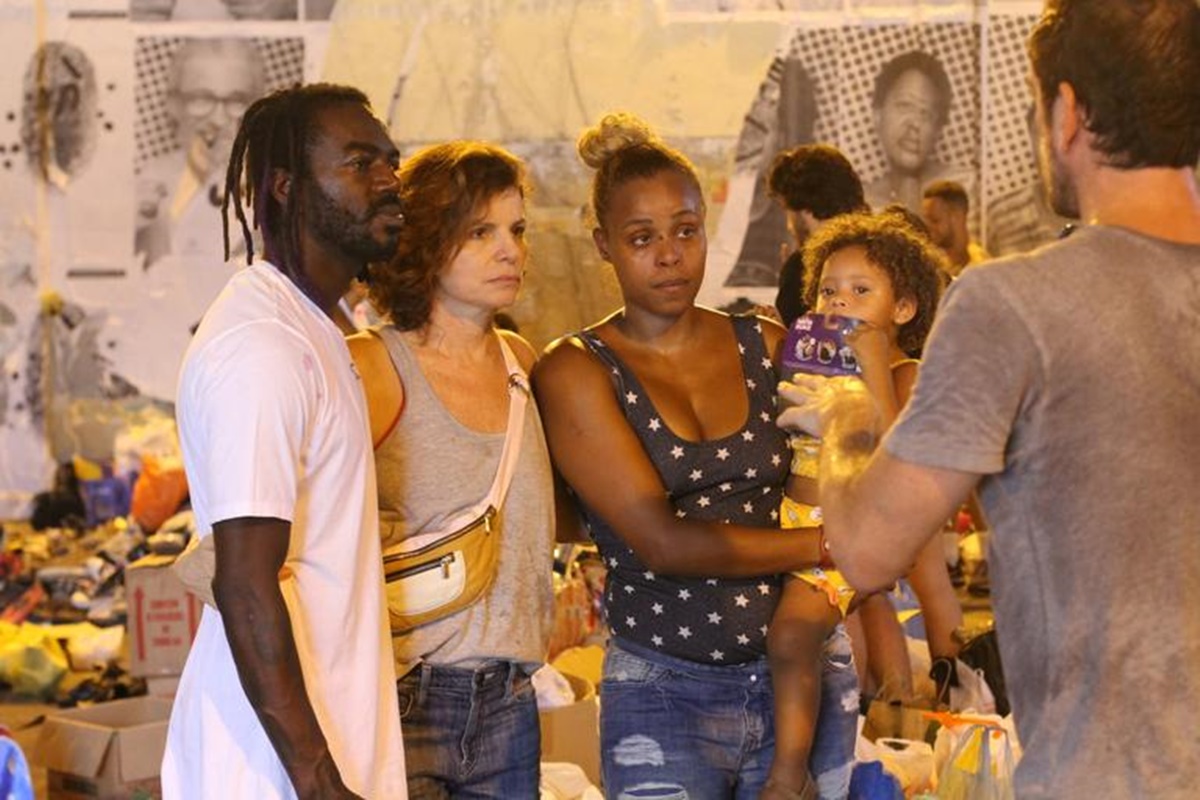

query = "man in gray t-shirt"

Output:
[[778, 2, 1200, 797]]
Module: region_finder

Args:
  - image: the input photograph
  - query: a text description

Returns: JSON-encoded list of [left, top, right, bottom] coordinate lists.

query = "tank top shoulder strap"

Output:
[[575, 329, 640, 403], [372, 324, 419, 381], [728, 314, 778, 415], [730, 313, 770, 362], [370, 325, 451, 446]]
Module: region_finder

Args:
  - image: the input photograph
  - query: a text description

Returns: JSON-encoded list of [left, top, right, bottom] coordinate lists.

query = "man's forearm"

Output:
[[817, 377, 880, 487], [777, 374, 978, 592], [814, 379, 911, 590], [215, 582, 348, 798]]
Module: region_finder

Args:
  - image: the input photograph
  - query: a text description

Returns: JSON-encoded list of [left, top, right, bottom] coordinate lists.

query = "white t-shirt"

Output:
[[162, 261, 406, 799]]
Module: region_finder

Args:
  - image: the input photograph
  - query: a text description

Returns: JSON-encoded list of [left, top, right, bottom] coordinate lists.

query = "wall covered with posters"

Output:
[[0, 0, 1057, 516]]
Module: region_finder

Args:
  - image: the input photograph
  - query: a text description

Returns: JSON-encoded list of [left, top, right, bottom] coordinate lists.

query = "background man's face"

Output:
[[785, 208, 816, 250], [171, 45, 262, 180], [920, 196, 956, 250], [876, 68, 943, 176]]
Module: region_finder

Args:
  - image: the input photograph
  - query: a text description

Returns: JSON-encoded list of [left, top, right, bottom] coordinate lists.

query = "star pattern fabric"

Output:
[[575, 315, 790, 664]]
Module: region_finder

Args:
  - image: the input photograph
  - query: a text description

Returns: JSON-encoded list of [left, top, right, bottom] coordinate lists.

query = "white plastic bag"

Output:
[[875, 738, 935, 796]]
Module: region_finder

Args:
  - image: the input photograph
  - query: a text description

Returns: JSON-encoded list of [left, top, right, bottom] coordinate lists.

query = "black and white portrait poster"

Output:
[[704, 1, 982, 306]]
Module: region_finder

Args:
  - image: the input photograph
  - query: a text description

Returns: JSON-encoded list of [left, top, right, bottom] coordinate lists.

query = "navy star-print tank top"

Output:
[[575, 314, 791, 664]]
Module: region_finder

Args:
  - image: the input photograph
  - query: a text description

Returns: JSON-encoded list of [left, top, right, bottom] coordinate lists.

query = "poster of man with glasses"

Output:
[[133, 36, 302, 270]]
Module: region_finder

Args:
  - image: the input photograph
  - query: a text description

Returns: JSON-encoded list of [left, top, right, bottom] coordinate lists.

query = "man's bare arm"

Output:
[[212, 518, 361, 800], [778, 375, 980, 592], [819, 449, 979, 592]]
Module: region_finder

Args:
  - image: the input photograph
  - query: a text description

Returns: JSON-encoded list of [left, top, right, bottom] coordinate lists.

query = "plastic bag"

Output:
[[0, 733, 34, 800], [874, 738, 934, 796], [936, 723, 1015, 800], [113, 408, 181, 477], [0, 621, 69, 698], [950, 659, 996, 715], [862, 699, 940, 744], [849, 760, 904, 800], [130, 453, 188, 534], [958, 627, 1009, 716]]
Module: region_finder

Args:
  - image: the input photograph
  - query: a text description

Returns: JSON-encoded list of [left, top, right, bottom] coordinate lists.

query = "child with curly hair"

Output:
[[765, 211, 955, 799]]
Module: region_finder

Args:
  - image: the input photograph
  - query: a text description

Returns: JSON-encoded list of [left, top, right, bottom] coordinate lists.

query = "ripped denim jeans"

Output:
[[600, 628, 857, 800]]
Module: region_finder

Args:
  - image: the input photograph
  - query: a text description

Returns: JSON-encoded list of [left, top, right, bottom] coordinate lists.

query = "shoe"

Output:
[[930, 656, 959, 708], [967, 561, 991, 597]]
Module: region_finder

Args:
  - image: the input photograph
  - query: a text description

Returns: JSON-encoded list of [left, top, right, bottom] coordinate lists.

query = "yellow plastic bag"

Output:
[[0, 621, 69, 698], [936, 722, 1015, 800]]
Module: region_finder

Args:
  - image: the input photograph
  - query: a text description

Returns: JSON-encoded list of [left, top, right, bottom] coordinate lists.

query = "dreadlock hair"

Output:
[[222, 83, 370, 284]]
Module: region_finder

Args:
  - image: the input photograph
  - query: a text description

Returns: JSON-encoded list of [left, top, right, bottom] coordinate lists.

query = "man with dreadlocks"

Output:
[[161, 83, 408, 799]]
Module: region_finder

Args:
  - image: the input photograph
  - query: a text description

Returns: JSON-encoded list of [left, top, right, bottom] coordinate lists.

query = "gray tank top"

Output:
[[373, 326, 556, 673]]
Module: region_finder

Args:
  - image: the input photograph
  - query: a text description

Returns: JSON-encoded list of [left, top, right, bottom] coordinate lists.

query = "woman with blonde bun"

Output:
[[533, 113, 857, 799]]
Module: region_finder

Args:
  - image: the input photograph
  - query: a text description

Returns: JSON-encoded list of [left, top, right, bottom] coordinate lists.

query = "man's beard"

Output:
[[1039, 138, 1080, 219], [305, 181, 400, 264]]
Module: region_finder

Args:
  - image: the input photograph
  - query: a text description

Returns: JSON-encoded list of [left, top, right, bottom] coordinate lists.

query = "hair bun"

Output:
[[576, 111, 656, 169]]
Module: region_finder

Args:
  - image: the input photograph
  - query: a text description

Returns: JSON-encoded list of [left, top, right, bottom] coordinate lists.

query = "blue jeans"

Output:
[[600, 627, 858, 800], [396, 660, 540, 799]]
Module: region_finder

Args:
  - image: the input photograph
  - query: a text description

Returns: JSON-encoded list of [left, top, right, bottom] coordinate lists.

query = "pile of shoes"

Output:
[[56, 663, 148, 708]]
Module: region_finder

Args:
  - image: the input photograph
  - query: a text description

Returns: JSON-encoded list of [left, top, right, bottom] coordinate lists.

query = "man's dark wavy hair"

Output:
[[1029, 0, 1200, 169], [768, 144, 867, 221]]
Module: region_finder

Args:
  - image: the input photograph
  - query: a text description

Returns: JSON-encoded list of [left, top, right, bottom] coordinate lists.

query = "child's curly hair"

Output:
[[802, 211, 949, 355]]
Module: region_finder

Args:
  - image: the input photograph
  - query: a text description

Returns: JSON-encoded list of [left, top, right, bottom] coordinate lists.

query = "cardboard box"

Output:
[[36, 696, 172, 799], [125, 554, 202, 677], [144, 675, 181, 697], [539, 672, 601, 786]]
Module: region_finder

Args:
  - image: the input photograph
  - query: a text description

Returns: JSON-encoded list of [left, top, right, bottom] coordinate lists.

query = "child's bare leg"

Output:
[[907, 536, 963, 660], [907, 536, 964, 704], [843, 610, 872, 697], [857, 592, 913, 702], [764, 577, 840, 799]]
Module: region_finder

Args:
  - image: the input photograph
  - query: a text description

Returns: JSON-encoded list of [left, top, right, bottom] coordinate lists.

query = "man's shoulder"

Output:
[[186, 268, 317, 366], [951, 228, 1169, 312]]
